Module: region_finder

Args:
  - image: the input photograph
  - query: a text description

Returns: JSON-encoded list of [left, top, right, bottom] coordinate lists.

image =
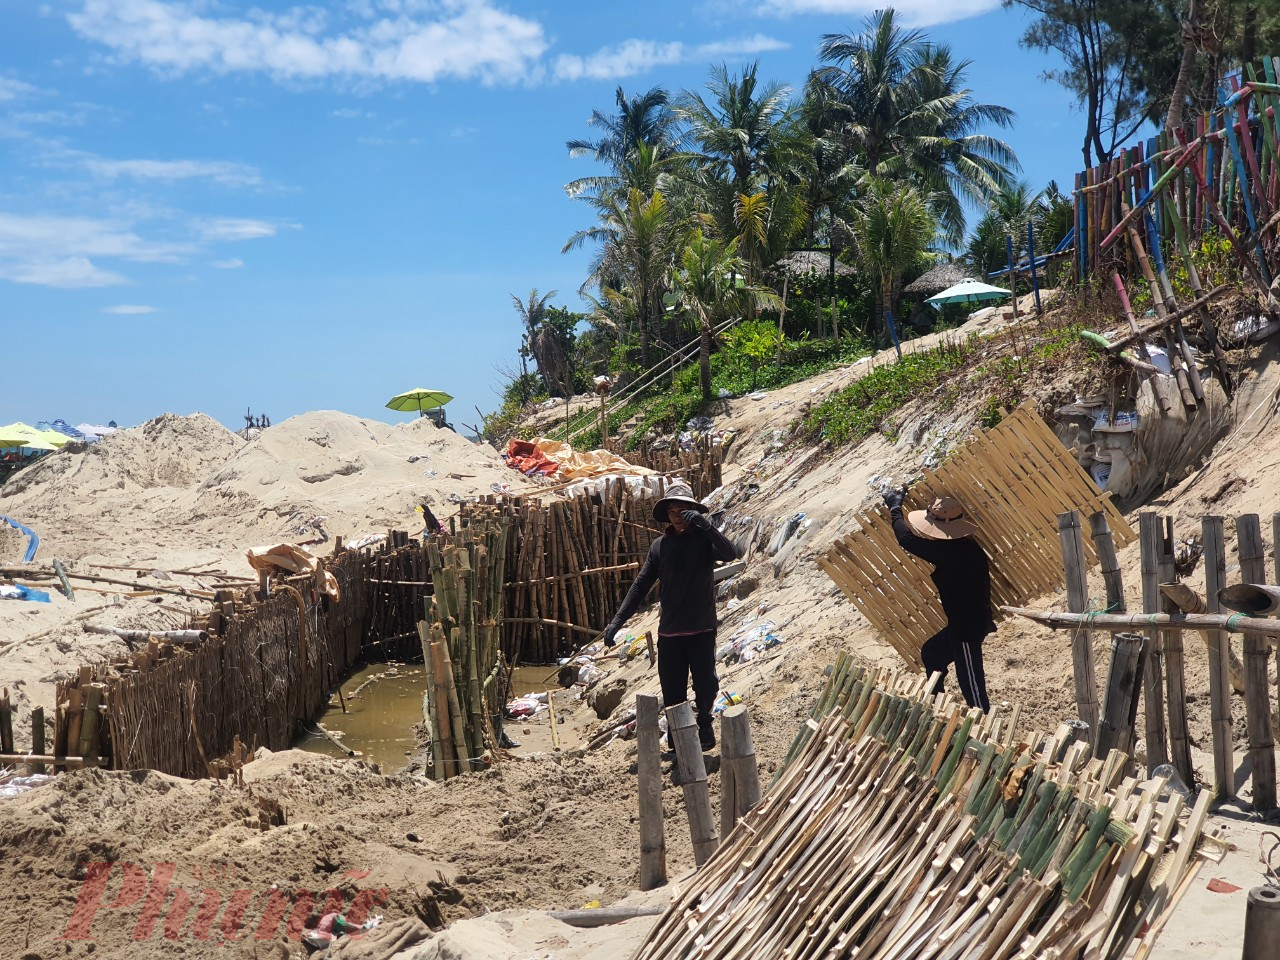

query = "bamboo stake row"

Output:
[[633, 657, 1212, 960], [463, 477, 677, 663], [419, 510, 509, 780]]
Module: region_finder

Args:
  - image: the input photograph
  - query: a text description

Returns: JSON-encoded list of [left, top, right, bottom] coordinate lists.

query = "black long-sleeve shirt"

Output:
[[610, 521, 739, 637], [890, 506, 996, 636]]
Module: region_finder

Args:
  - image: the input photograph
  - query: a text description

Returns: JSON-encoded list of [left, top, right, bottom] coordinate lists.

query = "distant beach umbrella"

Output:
[[925, 278, 1011, 308], [0, 422, 60, 450], [386, 388, 454, 416]]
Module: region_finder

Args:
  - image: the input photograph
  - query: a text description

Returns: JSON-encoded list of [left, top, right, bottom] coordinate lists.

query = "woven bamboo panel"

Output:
[[819, 403, 1135, 670]]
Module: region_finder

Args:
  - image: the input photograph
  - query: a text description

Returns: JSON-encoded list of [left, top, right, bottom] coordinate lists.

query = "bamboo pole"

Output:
[[1002, 605, 1280, 636], [1203, 516, 1236, 801], [1237, 514, 1276, 811], [1058, 511, 1100, 739], [1138, 514, 1170, 774], [419, 620, 445, 781], [1089, 512, 1126, 614], [30, 706, 44, 774], [666, 701, 718, 866], [636, 694, 666, 890], [1158, 518, 1194, 790], [0, 689, 11, 755]]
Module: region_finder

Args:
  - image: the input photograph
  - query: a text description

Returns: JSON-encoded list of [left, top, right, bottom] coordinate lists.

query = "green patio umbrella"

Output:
[[386, 388, 453, 417], [925, 278, 1011, 308], [0, 422, 58, 450]]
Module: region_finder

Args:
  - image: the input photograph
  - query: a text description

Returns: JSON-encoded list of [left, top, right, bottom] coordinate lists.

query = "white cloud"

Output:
[[554, 35, 788, 82], [212, 257, 244, 268], [68, 0, 550, 86], [0, 257, 128, 288], [756, 0, 1001, 27], [84, 157, 263, 186], [0, 77, 38, 101], [0, 212, 192, 289], [196, 217, 281, 241], [103, 303, 157, 313]]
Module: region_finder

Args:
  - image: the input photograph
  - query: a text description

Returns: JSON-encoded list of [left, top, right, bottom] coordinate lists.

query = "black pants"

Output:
[[658, 631, 719, 737], [921, 626, 990, 712]]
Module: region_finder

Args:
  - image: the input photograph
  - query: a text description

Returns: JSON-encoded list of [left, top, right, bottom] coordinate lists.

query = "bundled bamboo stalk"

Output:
[[634, 655, 1212, 960]]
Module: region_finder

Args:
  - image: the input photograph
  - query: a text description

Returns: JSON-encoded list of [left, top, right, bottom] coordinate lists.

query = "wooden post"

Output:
[[258, 569, 271, 600], [719, 705, 761, 839], [636, 695, 666, 890], [30, 706, 44, 774], [1059, 511, 1100, 739], [1095, 632, 1148, 762], [1089, 512, 1126, 612], [1138, 514, 1169, 774], [1237, 514, 1276, 811], [666, 701, 718, 866], [1202, 516, 1236, 800]]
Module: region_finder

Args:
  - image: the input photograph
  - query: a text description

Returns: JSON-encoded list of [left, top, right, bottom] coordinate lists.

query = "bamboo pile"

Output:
[[464, 478, 672, 663], [633, 656, 1213, 960], [419, 509, 509, 780], [819, 404, 1134, 669], [624, 442, 723, 501]]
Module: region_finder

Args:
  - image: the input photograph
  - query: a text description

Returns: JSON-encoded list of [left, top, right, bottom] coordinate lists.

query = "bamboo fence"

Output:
[[633, 656, 1214, 960], [42, 448, 721, 778], [818, 404, 1134, 669], [1066, 58, 1280, 397]]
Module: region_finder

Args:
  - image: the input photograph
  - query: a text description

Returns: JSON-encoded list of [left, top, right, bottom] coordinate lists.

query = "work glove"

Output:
[[882, 487, 906, 511], [602, 624, 619, 648], [682, 509, 711, 530]]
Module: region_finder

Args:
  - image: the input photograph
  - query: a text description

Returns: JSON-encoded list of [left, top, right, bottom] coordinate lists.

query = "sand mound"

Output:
[[0, 413, 242, 502]]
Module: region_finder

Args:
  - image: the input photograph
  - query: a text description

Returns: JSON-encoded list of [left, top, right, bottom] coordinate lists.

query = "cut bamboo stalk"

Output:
[[29, 706, 44, 774], [1059, 511, 1100, 739], [1237, 514, 1276, 811], [1203, 516, 1237, 801], [719, 705, 761, 840], [636, 694, 666, 890], [1157, 518, 1194, 790], [666, 701, 718, 866], [1090, 512, 1126, 613]]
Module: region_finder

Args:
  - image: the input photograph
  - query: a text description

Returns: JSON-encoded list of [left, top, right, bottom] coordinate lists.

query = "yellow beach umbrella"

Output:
[[0, 422, 58, 451]]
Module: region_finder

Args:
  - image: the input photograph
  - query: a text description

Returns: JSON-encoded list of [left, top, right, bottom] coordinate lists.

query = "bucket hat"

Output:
[[907, 496, 978, 541], [652, 482, 708, 524]]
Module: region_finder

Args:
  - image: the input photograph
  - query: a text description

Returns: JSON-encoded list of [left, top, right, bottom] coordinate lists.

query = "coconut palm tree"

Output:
[[812, 9, 1018, 246], [671, 230, 783, 398], [677, 63, 793, 197], [848, 179, 939, 342], [566, 85, 680, 178], [511, 288, 570, 393]]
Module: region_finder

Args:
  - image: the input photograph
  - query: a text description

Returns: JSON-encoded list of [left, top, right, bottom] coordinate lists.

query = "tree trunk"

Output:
[[699, 316, 713, 400], [1166, 0, 1200, 133], [828, 243, 837, 339], [639, 294, 652, 369]]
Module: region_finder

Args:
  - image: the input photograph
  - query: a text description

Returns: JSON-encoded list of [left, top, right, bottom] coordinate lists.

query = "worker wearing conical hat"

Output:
[[883, 487, 995, 712], [603, 482, 739, 751]]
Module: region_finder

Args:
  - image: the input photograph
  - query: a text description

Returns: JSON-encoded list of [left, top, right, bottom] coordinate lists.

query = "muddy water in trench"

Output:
[[295, 661, 564, 771]]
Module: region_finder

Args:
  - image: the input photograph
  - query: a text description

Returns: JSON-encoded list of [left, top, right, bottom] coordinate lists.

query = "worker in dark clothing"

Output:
[[883, 488, 995, 712], [603, 483, 739, 749]]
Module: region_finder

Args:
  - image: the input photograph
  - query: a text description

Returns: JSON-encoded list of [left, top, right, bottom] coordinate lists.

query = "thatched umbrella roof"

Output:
[[904, 261, 968, 296], [773, 250, 857, 278]]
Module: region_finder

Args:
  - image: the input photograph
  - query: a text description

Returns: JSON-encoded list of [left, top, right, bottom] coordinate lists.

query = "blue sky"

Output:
[[0, 0, 1081, 436]]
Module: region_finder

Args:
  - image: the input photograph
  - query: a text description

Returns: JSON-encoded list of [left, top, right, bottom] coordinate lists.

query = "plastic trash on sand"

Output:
[[713, 691, 743, 715], [0, 774, 54, 799], [0, 584, 51, 603], [504, 692, 549, 719]]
